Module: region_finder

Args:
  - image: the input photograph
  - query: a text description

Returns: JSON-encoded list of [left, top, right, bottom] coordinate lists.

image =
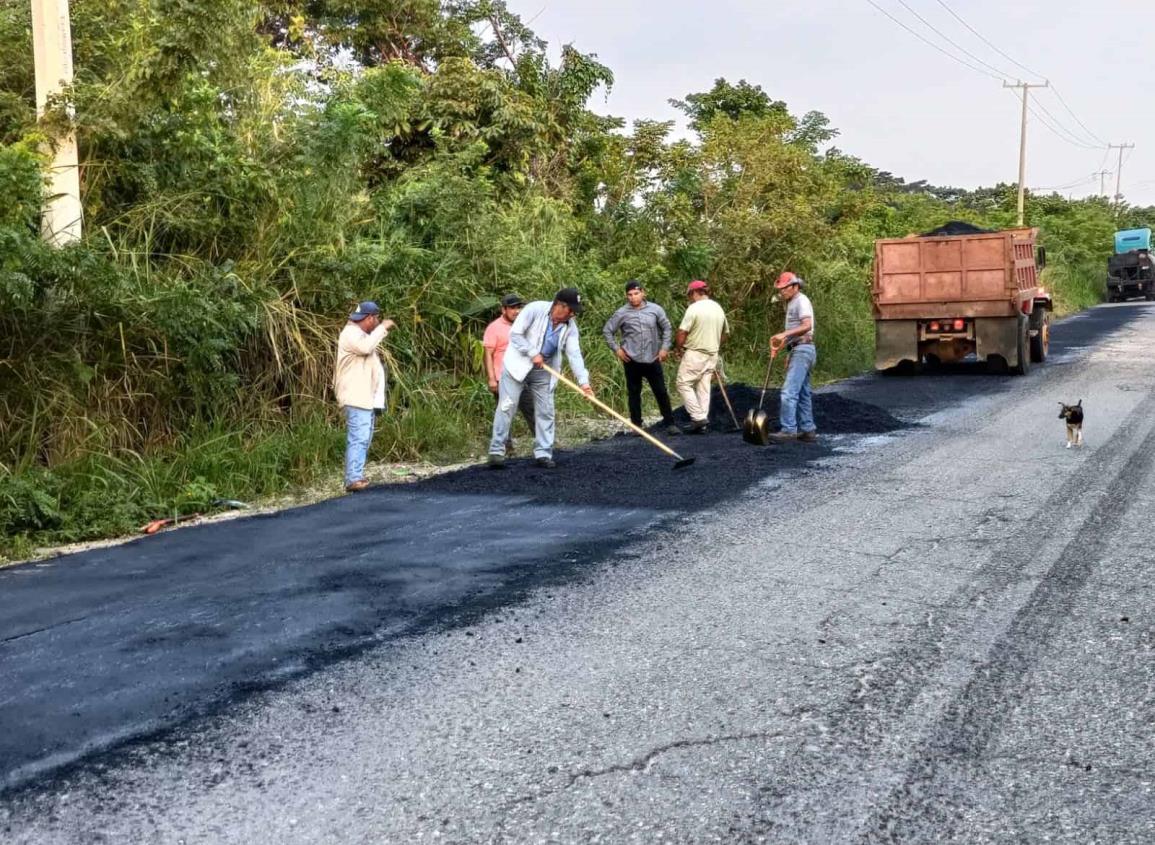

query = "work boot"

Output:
[[684, 420, 709, 435], [534, 457, 557, 469], [664, 420, 681, 436], [487, 454, 506, 470], [345, 479, 370, 493], [766, 431, 798, 443], [798, 430, 819, 443]]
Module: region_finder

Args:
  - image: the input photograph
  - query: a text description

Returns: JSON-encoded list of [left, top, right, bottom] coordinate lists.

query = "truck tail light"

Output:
[[929, 321, 940, 331], [953, 319, 965, 330], [1021, 299, 1031, 315]]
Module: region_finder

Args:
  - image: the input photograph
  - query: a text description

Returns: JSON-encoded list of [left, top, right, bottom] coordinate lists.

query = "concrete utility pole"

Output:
[[30, 0, 82, 246], [1003, 80, 1048, 226], [1108, 143, 1136, 207], [1093, 170, 1112, 197]]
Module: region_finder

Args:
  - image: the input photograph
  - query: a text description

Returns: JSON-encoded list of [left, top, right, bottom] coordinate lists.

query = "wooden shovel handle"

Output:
[[539, 364, 686, 462]]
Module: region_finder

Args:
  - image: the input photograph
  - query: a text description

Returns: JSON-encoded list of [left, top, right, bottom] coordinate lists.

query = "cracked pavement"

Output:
[[2, 304, 1154, 843]]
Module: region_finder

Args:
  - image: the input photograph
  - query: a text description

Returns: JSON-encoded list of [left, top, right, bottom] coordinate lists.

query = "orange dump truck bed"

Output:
[[872, 227, 1051, 373]]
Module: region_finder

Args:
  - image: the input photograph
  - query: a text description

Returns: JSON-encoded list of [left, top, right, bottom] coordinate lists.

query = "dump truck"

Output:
[[873, 223, 1052, 374], [1107, 227, 1154, 302]]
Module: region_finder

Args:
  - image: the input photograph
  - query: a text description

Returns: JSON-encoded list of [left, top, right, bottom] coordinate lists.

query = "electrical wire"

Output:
[[1026, 100, 1101, 151], [1030, 96, 1105, 151], [1049, 87, 1108, 147], [893, 0, 1014, 79], [862, 0, 1003, 81]]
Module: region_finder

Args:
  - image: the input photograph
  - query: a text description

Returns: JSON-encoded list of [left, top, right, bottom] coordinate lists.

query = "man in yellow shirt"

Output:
[[674, 280, 729, 434]]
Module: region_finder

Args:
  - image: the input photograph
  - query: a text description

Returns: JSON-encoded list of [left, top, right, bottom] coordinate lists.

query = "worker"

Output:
[[483, 293, 536, 454], [674, 280, 729, 434], [332, 301, 396, 492], [488, 288, 592, 469], [602, 280, 679, 436], [767, 272, 818, 443]]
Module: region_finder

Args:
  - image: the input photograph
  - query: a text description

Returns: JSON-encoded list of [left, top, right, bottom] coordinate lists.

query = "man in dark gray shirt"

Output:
[[602, 280, 679, 435]]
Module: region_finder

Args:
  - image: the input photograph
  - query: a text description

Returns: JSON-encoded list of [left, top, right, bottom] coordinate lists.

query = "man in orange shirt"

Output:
[[483, 294, 536, 454]]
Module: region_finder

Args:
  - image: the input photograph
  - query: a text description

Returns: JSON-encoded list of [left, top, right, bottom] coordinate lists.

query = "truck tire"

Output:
[[1011, 316, 1031, 376], [1029, 308, 1049, 363]]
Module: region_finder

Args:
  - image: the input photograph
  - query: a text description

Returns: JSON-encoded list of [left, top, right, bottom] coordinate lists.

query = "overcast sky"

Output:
[[507, 0, 1154, 206]]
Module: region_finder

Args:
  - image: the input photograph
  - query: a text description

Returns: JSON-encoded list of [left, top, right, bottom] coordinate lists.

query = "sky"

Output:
[[505, 0, 1155, 206]]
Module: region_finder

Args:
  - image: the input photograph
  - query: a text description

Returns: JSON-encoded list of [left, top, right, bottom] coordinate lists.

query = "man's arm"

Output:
[[656, 305, 673, 350], [342, 323, 389, 356], [483, 346, 497, 387], [564, 324, 592, 393], [508, 305, 535, 356], [602, 309, 622, 352], [771, 316, 812, 345]]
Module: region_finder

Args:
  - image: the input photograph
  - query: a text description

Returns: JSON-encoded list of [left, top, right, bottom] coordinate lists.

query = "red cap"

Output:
[[687, 280, 709, 293], [775, 271, 800, 290]]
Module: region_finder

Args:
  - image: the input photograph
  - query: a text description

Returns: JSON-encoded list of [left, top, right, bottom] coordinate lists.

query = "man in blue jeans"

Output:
[[333, 301, 396, 491], [767, 272, 818, 443]]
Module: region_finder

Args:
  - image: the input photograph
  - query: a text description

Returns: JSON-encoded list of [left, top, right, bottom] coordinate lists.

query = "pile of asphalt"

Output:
[[420, 385, 909, 511]]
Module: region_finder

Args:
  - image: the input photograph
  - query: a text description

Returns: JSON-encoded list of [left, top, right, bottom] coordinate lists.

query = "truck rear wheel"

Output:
[[1011, 316, 1031, 376], [1029, 309, 1050, 363]]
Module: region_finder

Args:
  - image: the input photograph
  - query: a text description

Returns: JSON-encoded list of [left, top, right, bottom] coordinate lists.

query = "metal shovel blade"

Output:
[[673, 457, 696, 470], [743, 409, 770, 445]]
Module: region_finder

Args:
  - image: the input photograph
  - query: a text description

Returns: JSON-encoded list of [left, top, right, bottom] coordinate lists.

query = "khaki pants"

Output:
[[676, 349, 718, 423]]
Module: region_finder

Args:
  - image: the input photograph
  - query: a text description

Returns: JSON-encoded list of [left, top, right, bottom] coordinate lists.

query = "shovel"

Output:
[[714, 364, 741, 432], [743, 341, 782, 446], [540, 364, 695, 470]]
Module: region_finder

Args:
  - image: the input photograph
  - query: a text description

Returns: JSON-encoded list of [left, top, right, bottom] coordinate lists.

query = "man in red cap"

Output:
[[674, 280, 729, 434], [767, 272, 818, 442]]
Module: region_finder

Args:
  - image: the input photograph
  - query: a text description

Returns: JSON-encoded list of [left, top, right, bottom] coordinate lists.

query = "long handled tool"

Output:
[[742, 342, 783, 446], [540, 364, 695, 470], [714, 363, 741, 432]]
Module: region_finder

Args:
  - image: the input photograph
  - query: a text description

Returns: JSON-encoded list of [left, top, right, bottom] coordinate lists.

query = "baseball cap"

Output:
[[349, 301, 381, 321], [625, 279, 643, 292], [775, 272, 803, 290], [553, 287, 584, 314], [686, 280, 709, 293], [500, 293, 524, 308]]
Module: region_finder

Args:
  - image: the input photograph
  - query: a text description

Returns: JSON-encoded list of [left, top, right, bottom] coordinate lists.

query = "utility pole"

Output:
[[30, 0, 82, 246], [1004, 80, 1048, 226], [1108, 143, 1135, 207], [1093, 170, 1112, 197]]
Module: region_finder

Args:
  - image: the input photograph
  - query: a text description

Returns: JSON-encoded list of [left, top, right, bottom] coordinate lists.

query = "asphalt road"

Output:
[[2, 303, 1153, 843]]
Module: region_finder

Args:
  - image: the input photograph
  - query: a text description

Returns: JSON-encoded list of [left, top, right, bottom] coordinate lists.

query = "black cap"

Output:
[[553, 287, 584, 314], [625, 279, 643, 292], [500, 293, 524, 308]]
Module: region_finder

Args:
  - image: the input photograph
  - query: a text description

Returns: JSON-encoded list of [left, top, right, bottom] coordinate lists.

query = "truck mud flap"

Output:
[[975, 317, 1022, 367], [875, 320, 918, 370]]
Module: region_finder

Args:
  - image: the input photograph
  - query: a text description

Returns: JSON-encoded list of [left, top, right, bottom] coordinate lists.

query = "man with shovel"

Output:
[[487, 288, 592, 470], [674, 280, 729, 434], [602, 280, 680, 436], [767, 272, 818, 443]]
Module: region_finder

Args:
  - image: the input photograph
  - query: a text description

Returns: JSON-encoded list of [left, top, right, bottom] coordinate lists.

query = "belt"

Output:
[[787, 334, 814, 349]]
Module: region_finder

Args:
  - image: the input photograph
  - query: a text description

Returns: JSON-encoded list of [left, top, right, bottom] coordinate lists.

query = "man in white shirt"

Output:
[[767, 272, 818, 443], [333, 301, 395, 491]]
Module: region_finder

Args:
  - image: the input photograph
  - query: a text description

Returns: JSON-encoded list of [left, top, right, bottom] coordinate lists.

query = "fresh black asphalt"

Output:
[[0, 303, 1143, 794]]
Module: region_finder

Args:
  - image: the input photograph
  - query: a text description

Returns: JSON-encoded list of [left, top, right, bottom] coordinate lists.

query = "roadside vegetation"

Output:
[[1, 1, 1150, 558]]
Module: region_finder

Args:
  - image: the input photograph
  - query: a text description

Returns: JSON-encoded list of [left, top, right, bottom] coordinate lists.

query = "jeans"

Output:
[[676, 349, 718, 423], [490, 368, 556, 459], [623, 359, 675, 427], [779, 344, 817, 434], [492, 384, 536, 447], [344, 406, 376, 485]]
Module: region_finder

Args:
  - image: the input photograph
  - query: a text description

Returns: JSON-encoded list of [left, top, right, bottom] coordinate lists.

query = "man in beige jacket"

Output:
[[333, 301, 395, 492]]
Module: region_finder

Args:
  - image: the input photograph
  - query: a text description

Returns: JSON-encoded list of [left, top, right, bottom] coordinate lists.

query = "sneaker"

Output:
[[665, 424, 682, 436], [798, 430, 819, 443], [344, 479, 370, 493], [684, 420, 709, 435], [766, 431, 799, 443], [534, 457, 557, 469], [487, 454, 506, 470]]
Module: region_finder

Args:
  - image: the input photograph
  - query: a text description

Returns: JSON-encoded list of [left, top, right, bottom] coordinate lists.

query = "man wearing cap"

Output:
[[767, 272, 818, 443], [333, 302, 396, 492], [674, 280, 729, 434], [483, 293, 536, 454], [602, 280, 679, 435], [488, 288, 592, 469]]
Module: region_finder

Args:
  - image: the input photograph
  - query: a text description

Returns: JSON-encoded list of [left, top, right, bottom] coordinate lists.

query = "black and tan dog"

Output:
[[1058, 400, 1084, 448]]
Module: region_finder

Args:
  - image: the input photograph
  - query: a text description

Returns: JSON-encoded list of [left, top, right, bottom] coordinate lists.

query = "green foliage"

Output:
[[0, 2, 1148, 557]]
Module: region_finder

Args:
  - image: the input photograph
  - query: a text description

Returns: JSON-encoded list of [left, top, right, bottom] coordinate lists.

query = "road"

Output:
[[2, 303, 1153, 843]]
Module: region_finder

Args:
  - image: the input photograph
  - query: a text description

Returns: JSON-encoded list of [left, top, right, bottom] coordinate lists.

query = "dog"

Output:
[[1058, 400, 1084, 448]]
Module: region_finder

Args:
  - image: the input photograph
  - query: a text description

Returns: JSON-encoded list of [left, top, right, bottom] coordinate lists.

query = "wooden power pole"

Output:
[[1108, 143, 1136, 207], [1004, 80, 1048, 226], [31, 0, 82, 245]]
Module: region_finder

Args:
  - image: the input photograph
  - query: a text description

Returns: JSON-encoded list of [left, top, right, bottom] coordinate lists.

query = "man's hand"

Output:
[[658, 349, 669, 363], [615, 348, 630, 363], [532, 354, 544, 368], [673, 346, 684, 359], [770, 334, 786, 352], [488, 378, 498, 393], [581, 384, 594, 398], [382, 318, 397, 331]]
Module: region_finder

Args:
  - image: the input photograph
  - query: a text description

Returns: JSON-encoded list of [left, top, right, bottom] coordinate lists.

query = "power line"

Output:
[[1028, 97, 1104, 151], [1049, 87, 1107, 147], [892, 0, 1013, 79], [862, 0, 1003, 81], [933, 0, 1043, 79]]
